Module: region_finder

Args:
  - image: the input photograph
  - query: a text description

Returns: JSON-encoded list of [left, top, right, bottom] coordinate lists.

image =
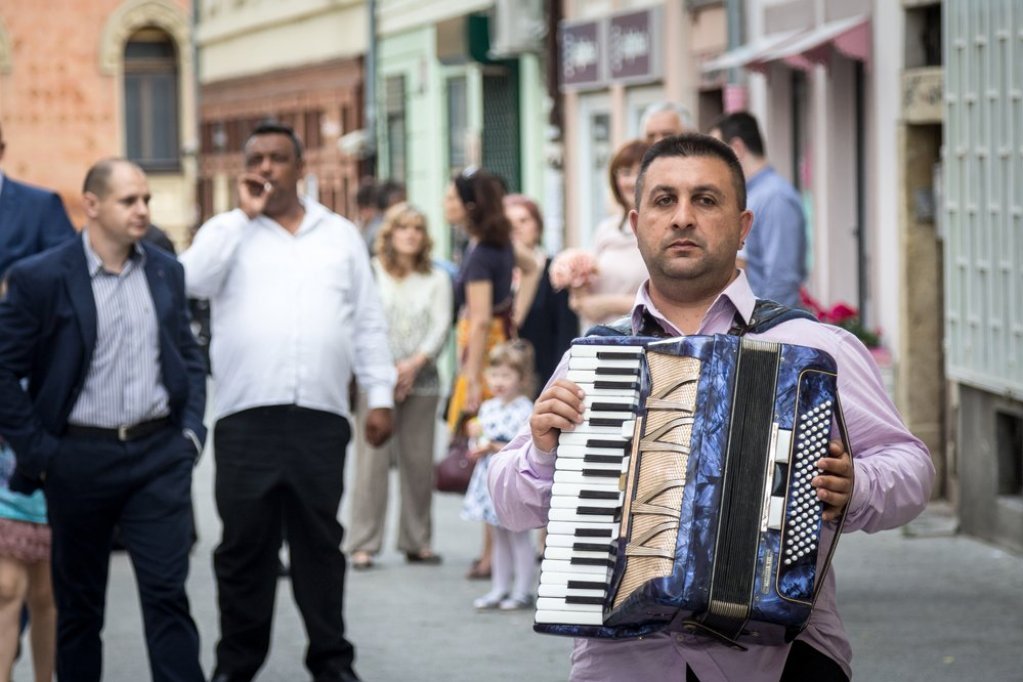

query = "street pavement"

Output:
[[14, 424, 1023, 682]]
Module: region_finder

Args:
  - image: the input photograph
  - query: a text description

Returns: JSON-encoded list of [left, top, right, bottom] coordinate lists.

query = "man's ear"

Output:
[[628, 208, 640, 236], [82, 192, 100, 219], [738, 208, 753, 244]]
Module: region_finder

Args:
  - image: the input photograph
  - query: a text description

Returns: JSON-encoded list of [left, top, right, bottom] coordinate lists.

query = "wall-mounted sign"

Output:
[[608, 8, 662, 82], [560, 19, 603, 89]]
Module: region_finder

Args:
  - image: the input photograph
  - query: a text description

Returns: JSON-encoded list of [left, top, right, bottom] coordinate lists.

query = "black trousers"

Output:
[[212, 405, 353, 682], [45, 426, 202, 682]]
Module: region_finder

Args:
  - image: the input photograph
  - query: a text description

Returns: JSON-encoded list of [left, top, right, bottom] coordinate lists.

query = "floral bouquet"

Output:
[[549, 248, 598, 291], [800, 288, 882, 348]]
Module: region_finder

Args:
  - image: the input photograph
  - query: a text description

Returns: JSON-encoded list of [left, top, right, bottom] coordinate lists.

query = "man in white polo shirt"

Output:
[[181, 122, 395, 682]]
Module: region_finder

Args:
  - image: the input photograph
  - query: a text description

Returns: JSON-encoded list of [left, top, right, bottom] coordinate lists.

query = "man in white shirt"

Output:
[[181, 122, 395, 682]]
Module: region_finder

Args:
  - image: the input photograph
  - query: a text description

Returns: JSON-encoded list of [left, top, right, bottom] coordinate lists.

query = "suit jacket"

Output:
[[0, 237, 207, 491], [0, 175, 76, 277]]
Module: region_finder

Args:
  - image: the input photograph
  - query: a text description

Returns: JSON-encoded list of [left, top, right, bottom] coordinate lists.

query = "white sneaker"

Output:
[[498, 594, 533, 610], [474, 593, 507, 610]]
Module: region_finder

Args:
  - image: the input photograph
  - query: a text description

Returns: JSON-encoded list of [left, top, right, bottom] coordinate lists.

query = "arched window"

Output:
[[124, 28, 179, 171]]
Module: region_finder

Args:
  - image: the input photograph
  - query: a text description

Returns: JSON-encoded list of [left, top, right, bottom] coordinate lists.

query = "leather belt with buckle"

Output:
[[66, 416, 172, 442]]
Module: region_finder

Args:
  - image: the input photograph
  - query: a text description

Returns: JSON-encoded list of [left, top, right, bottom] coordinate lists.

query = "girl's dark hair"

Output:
[[453, 167, 512, 247]]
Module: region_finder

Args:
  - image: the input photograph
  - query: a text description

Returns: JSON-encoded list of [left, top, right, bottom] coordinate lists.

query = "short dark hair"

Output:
[[247, 120, 303, 160], [452, 167, 512, 247], [634, 134, 747, 212], [82, 157, 142, 197], [355, 177, 378, 209], [376, 179, 406, 211], [710, 111, 765, 157]]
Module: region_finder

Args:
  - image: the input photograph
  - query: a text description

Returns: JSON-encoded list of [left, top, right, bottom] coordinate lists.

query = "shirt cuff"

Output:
[[847, 459, 868, 521], [182, 428, 203, 459], [525, 442, 557, 478], [365, 386, 395, 410]]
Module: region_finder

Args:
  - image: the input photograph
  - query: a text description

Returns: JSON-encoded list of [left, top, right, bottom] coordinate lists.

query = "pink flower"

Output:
[[549, 248, 598, 291], [827, 302, 858, 325]]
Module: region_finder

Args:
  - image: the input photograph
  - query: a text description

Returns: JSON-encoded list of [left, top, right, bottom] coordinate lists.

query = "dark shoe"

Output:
[[405, 550, 442, 565]]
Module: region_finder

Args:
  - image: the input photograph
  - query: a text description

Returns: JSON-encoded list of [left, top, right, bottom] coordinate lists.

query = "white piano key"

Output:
[[537, 570, 610, 587], [553, 470, 623, 485], [545, 520, 619, 536], [542, 534, 614, 549], [553, 459, 624, 473], [570, 384, 641, 398], [569, 357, 643, 371], [536, 597, 605, 613], [537, 584, 607, 599], [767, 496, 785, 530], [551, 480, 623, 496], [556, 444, 629, 459], [535, 609, 606, 626], [550, 495, 621, 510], [543, 546, 612, 562], [569, 345, 645, 358], [568, 370, 639, 384], [541, 559, 611, 576], [558, 423, 635, 437], [548, 508, 621, 524], [584, 395, 638, 409], [774, 428, 793, 463], [557, 432, 629, 447], [582, 409, 637, 422]]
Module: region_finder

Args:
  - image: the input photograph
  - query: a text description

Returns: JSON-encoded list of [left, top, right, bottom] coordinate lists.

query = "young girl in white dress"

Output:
[[461, 340, 536, 610]]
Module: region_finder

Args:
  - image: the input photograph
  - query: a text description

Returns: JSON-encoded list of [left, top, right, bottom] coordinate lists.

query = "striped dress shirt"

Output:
[[67, 231, 170, 428]]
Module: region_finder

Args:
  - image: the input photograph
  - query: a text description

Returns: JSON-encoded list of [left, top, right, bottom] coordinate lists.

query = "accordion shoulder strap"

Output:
[[584, 300, 817, 340]]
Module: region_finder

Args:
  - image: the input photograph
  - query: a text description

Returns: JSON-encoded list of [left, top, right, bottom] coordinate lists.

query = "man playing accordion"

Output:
[[488, 133, 934, 682]]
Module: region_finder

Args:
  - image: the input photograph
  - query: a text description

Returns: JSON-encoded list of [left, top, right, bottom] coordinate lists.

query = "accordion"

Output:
[[534, 334, 849, 646]]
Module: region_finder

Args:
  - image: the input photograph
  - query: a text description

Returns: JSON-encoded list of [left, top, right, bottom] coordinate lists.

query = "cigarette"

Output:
[[263, 182, 272, 194]]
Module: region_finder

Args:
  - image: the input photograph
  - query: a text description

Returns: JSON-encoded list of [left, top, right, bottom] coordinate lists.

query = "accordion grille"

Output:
[[613, 353, 701, 609]]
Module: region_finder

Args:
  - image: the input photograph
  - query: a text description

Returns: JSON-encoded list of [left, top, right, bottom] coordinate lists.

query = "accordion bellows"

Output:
[[534, 334, 848, 646]]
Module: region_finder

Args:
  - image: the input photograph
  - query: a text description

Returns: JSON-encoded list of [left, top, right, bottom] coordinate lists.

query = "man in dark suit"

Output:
[[0, 158, 207, 682], [0, 122, 77, 275]]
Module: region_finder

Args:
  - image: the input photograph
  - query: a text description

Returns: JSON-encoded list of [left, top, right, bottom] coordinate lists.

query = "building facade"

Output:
[[195, 0, 369, 224], [376, 0, 551, 257], [0, 0, 197, 246], [943, 0, 1023, 552]]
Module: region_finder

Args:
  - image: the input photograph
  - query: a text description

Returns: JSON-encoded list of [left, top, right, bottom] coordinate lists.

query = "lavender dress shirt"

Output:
[[488, 272, 934, 682]]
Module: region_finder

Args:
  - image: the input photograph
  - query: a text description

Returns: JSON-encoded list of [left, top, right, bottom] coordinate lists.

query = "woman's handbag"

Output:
[[435, 416, 476, 494]]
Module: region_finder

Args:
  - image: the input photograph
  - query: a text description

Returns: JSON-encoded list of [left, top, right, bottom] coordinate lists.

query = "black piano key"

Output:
[[772, 463, 789, 497], [574, 528, 613, 538], [595, 367, 640, 376], [584, 454, 624, 464], [593, 380, 640, 390], [573, 542, 613, 552], [595, 351, 641, 361], [566, 596, 607, 605], [571, 557, 615, 568], [588, 418, 626, 428], [579, 490, 620, 500], [567, 580, 608, 590], [577, 506, 618, 516], [585, 439, 629, 450], [590, 401, 637, 413], [582, 469, 621, 478]]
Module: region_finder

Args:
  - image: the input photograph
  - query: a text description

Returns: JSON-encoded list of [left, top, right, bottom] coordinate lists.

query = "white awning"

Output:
[[750, 14, 871, 71], [701, 30, 803, 73]]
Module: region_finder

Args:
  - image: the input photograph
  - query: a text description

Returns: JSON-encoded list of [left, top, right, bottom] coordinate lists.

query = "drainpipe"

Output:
[[724, 0, 747, 112], [365, 0, 378, 175]]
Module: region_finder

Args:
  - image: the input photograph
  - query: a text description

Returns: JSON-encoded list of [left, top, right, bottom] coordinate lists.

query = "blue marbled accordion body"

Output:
[[534, 334, 844, 646]]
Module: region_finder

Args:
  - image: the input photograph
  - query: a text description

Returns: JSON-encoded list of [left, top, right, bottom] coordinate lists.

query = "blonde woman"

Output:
[[346, 203, 452, 569]]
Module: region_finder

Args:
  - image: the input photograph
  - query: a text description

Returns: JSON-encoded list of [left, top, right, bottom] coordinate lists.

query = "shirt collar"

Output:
[[746, 164, 773, 190], [630, 270, 757, 336], [81, 228, 146, 277]]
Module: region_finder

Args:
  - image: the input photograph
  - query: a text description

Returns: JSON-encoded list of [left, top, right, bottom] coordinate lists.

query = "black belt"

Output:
[[66, 416, 172, 442]]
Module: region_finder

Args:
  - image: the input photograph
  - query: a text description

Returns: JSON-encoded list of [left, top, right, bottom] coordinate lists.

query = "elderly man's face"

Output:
[[644, 111, 685, 144]]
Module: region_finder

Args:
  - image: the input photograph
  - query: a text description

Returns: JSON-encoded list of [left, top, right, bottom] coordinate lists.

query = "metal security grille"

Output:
[[482, 68, 521, 192], [944, 0, 1023, 394]]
